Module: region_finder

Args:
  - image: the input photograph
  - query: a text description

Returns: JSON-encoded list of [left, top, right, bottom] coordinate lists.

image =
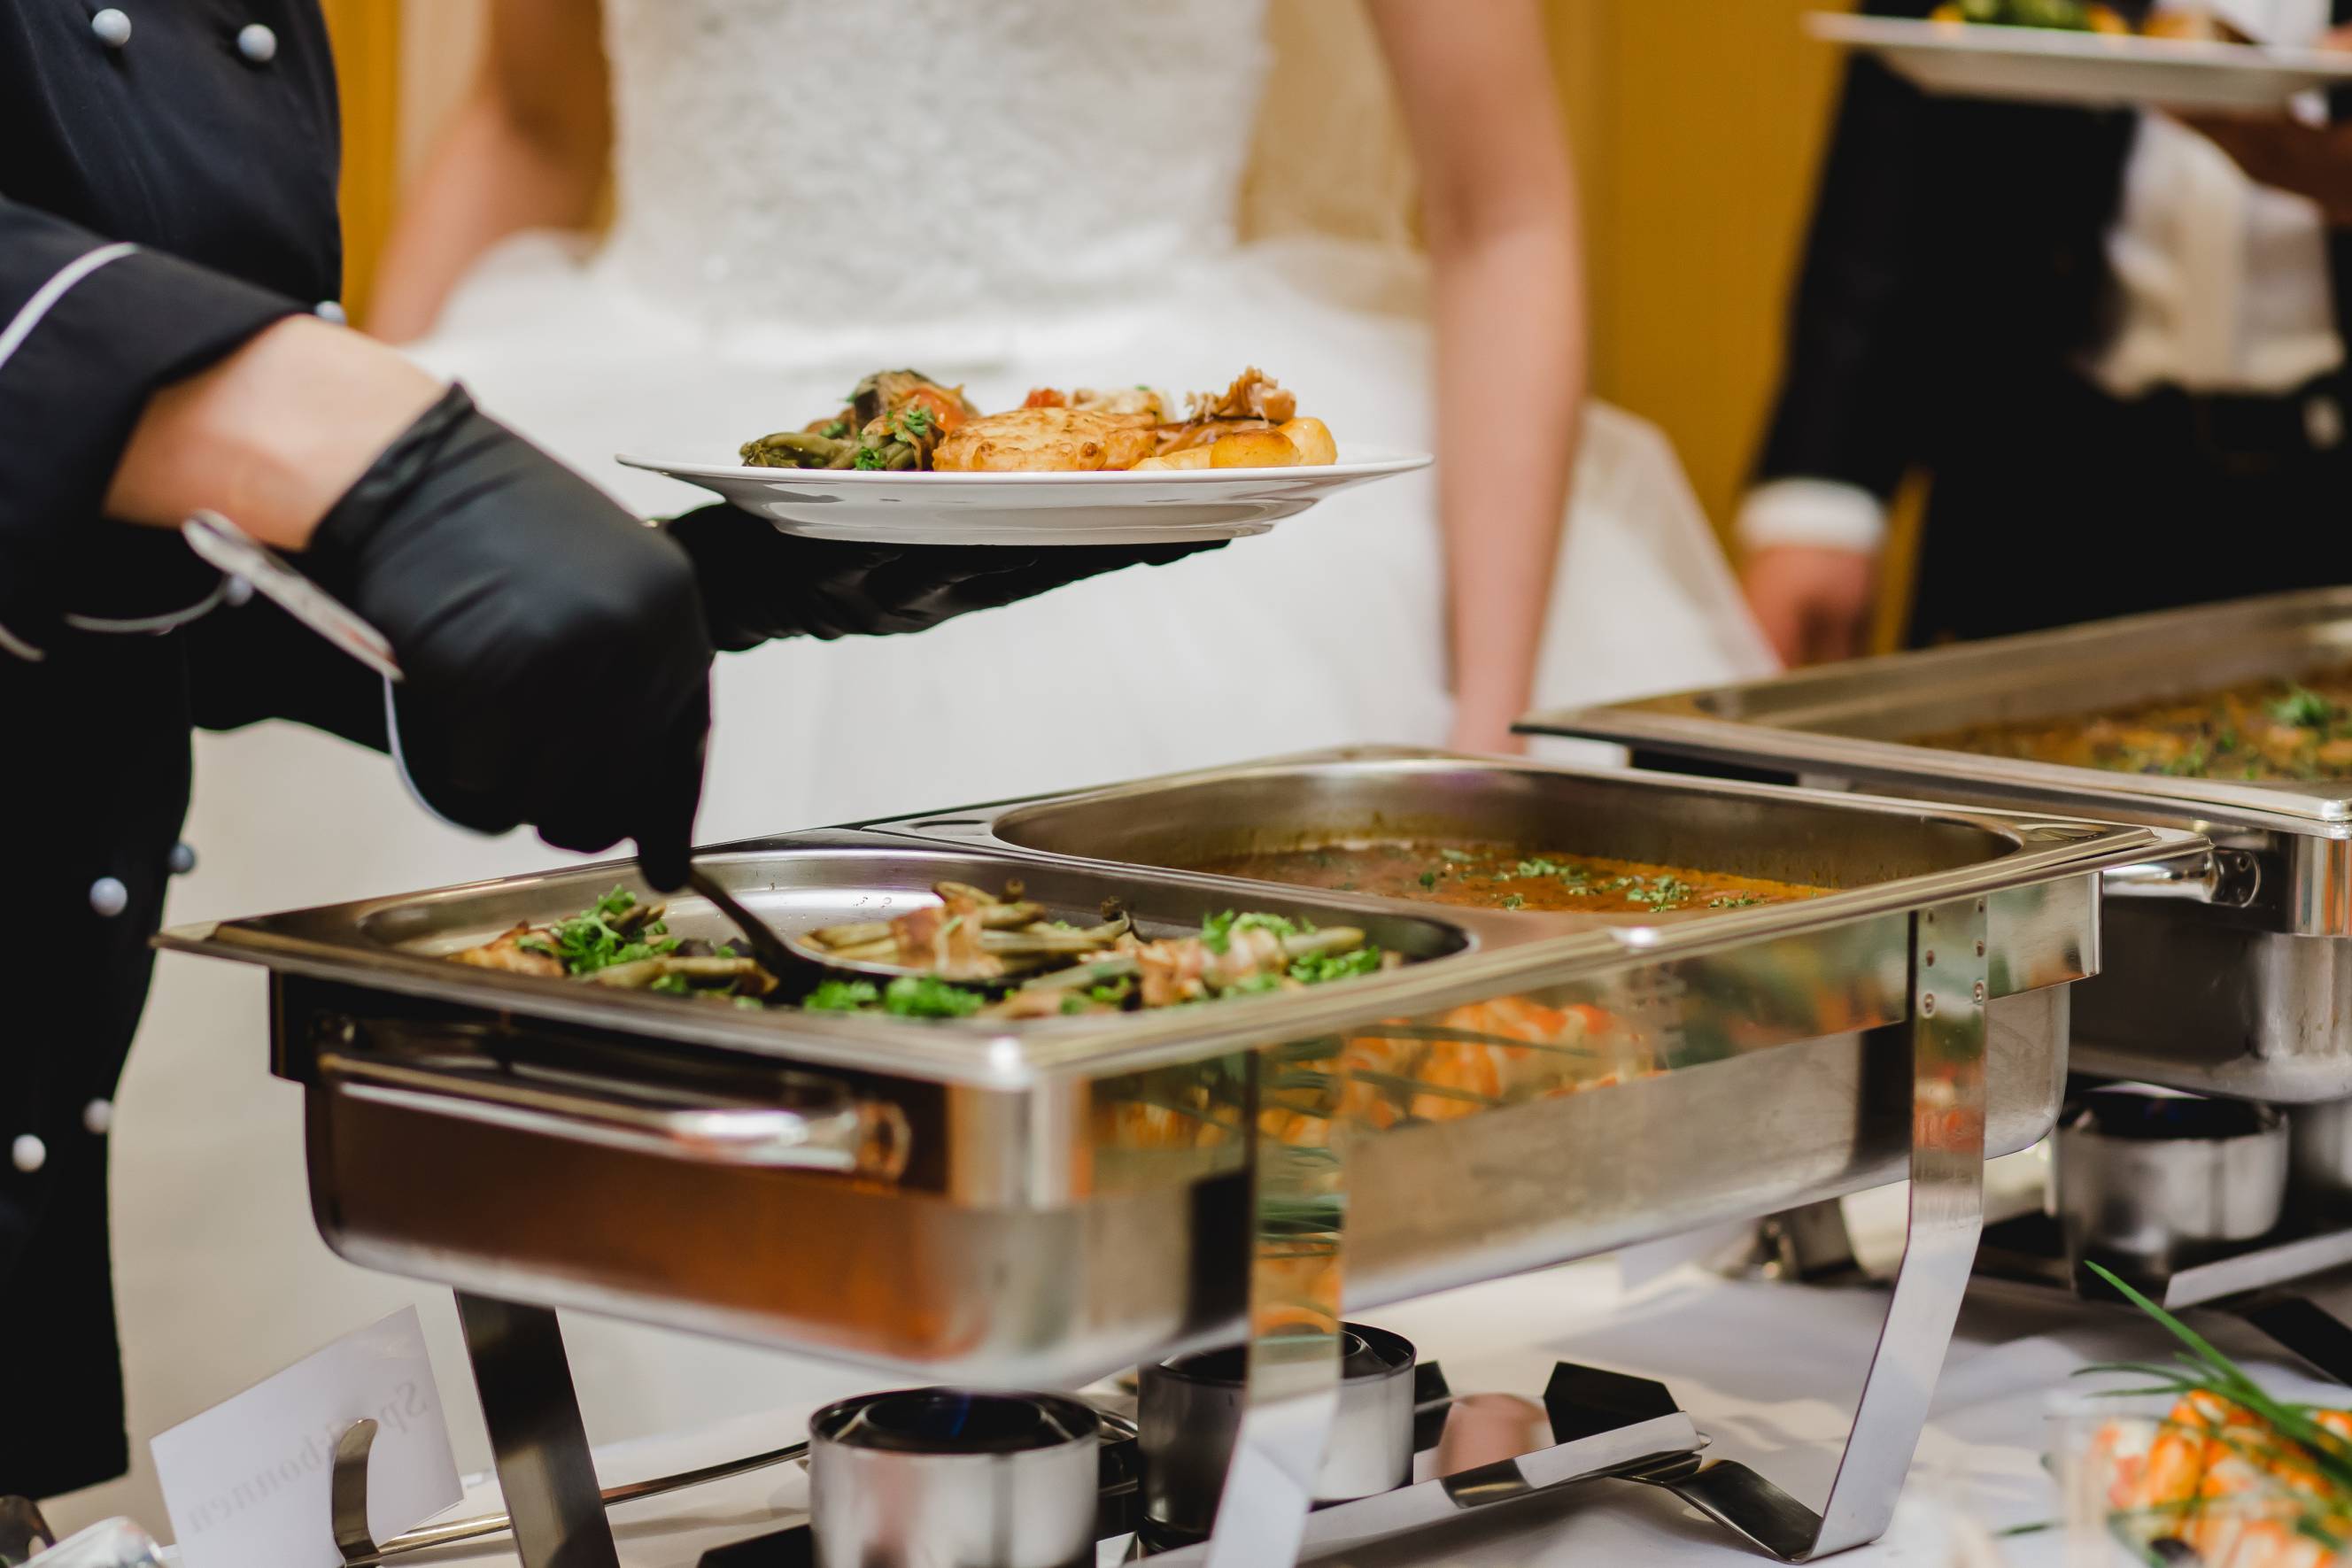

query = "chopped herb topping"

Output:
[[820, 419, 849, 439], [883, 975, 985, 1018], [2273, 685, 2335, 729], [1290, 946, 1384, 985], [805, 979, 880, 1013], [1501, 893, 1526, 910]]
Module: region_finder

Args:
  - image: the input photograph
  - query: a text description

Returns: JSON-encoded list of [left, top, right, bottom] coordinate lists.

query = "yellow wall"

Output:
[[320, 0, 403, 324]]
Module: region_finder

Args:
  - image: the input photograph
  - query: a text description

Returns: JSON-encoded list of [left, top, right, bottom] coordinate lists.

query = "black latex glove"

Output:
[[303, 387, 715, 888], [662, 504, 1221, 651]]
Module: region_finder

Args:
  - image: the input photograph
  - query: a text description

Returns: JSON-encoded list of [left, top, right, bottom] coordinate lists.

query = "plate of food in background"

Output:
[[1808, 3, 2352, 113], [618, 367, 1431, 545]]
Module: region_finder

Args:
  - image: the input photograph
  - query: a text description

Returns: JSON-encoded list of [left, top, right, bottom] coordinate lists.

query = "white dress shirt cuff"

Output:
[[1735, 478, 1890, 554]]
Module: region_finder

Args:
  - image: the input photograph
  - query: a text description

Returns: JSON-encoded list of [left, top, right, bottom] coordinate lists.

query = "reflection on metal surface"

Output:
[[453, 1294, 618, 1568], [1201, 1047, 1350, 1568]]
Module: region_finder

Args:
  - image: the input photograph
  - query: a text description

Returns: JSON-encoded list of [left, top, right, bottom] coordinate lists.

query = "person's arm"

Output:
[[105, 315, 445, 544], [1738, 0, 1943, 665], [366, 0, 611, 343], [1368, 0, 1584, 755]]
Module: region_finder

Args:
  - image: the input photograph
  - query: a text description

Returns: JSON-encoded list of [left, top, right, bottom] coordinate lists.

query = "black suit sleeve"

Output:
[[1752, 0, 1942, 500], [0, 197, 299, 660]]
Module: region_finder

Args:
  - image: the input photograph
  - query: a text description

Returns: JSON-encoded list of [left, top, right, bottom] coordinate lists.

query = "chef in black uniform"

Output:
[[1, 1, 1194, 1501]]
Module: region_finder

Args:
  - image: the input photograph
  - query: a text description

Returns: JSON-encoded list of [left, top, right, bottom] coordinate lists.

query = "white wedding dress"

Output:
[[407, 0, 1775, 832], [72, 0, 1773, 1533]]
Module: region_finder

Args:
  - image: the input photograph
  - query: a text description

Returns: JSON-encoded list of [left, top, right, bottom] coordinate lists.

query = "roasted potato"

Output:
[[1210, 430, 1305, 469], [1132, 447, 1214, 472], [1277, 417, 1337, 467]]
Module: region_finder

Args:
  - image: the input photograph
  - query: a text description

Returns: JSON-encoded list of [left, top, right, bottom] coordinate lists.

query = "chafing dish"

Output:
[[159, 749, 2185, 1568], [1526, 590, 2352, 1101]]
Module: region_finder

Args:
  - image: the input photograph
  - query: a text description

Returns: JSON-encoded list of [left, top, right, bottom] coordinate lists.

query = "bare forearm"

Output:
[[1433, 217, 1585, 748], [368, 91, 605, 342], [104, 316, 445, 547]]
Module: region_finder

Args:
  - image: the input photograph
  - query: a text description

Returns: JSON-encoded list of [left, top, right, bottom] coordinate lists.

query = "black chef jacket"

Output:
[[2, 1, 389, 1499]]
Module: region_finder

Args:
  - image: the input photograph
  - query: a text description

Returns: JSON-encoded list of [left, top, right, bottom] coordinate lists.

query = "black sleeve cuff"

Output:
[[0, 199, 302, 658]]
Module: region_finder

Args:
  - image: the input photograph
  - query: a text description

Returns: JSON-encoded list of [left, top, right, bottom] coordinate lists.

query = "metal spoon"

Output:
[[680, 864, 803, 981]]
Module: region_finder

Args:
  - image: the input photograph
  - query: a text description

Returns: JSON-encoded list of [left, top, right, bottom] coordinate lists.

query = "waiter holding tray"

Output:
[[1742, 0, 2352, 664], [0, 1, 1193, 1502]]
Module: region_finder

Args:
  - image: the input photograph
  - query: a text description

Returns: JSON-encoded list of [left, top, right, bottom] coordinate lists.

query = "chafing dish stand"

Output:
[[302, 893, 1991, 1568]]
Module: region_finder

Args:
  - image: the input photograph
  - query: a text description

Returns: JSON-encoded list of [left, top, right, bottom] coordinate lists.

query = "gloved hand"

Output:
[[302, 387, 714, 888], [662, 505, 1220, 651]]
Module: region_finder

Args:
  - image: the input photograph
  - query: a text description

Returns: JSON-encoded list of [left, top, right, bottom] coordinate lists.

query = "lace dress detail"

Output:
[[600, 0, 1271, 333]]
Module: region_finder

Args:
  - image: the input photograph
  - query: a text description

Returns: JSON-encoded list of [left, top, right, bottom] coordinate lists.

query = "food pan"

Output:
[[1528, 591, 2352, 1100], [161, 753, 2181, 1383]]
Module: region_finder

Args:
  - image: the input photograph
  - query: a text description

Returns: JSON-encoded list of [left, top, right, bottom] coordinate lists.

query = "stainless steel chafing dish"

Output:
[[1528, 590, 2352, 1103], [159, 749, 2186, 1567]]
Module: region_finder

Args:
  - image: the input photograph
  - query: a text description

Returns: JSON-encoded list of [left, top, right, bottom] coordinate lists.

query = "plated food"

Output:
[[1918, 669, 2352, 783], [1807, 7, 2352, 113], [738, 367, 1337, 475], [1193, 841, 1824, 915]]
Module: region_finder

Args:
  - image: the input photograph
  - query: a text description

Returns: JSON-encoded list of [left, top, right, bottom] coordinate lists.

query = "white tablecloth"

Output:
[[399, 1250, 2352, 1568]]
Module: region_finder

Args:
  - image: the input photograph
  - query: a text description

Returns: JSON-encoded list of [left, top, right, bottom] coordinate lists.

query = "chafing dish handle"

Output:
[[314, 1047, 910, 1179], [2098, 846, 2260, 908]]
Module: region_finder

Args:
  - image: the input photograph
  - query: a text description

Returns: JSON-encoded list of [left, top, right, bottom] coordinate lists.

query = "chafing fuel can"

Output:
[[808, 1388, 1101, 1568]]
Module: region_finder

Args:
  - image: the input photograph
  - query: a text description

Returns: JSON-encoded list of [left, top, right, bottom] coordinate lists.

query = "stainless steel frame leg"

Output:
[[2234, 1292, 2352, 1386], [1201, 1053, 1350, 1568], [1652, 897, 1991, 1561], [454, 1292, 620, 1568]]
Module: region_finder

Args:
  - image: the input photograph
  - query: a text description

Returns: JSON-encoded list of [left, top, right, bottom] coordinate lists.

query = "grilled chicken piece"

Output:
[[934, 407, 1131, 472], [1134, 928, 1293, 1008], [453, 923, 564, 978], [894, 894, 1005, 980]]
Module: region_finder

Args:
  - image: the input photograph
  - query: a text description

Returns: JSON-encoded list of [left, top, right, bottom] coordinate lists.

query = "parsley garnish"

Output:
[[805, 979, 880, 1013], [1709, 895, 1763, 909], [2272, 685, 2334, 729], [1202, 910, 1304, 954], [1419, 871, 1437, 889], [1501, 893, 1525, 911], [821, 420, 849, 439], [1290, 946, 1383, 985], [883, 975, 985, 1018], [853, 445, 889, 471]]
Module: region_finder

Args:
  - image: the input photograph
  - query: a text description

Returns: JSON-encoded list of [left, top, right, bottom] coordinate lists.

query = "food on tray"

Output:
[[1925, 0, 2251, 37], [2078, 1263, 2352, 1568], [1927, 0, 2132, 32], [738, 367, 1338, 475], [1918, 669, 2352, 783], [796, 881, 1399, 1019], [1194, 842, 1824, 915], [451, 886, 778, 1005]]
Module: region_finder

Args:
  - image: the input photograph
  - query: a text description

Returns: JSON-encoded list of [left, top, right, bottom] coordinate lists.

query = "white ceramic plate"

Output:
[[615, 444, 1433, 545], [1809, 12, 2352, 112]]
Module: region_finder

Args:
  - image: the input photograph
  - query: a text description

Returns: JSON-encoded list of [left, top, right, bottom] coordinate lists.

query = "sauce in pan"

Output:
[[1193, 842, 1824, 915], [1917, 669, 2352, 784]]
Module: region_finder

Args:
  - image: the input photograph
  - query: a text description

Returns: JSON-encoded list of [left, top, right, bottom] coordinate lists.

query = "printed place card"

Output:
[[151, 1306, 461, 1568]]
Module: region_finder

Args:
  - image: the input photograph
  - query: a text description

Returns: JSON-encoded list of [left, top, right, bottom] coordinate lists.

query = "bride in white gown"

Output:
[[74, 0, 1774, 1532]]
